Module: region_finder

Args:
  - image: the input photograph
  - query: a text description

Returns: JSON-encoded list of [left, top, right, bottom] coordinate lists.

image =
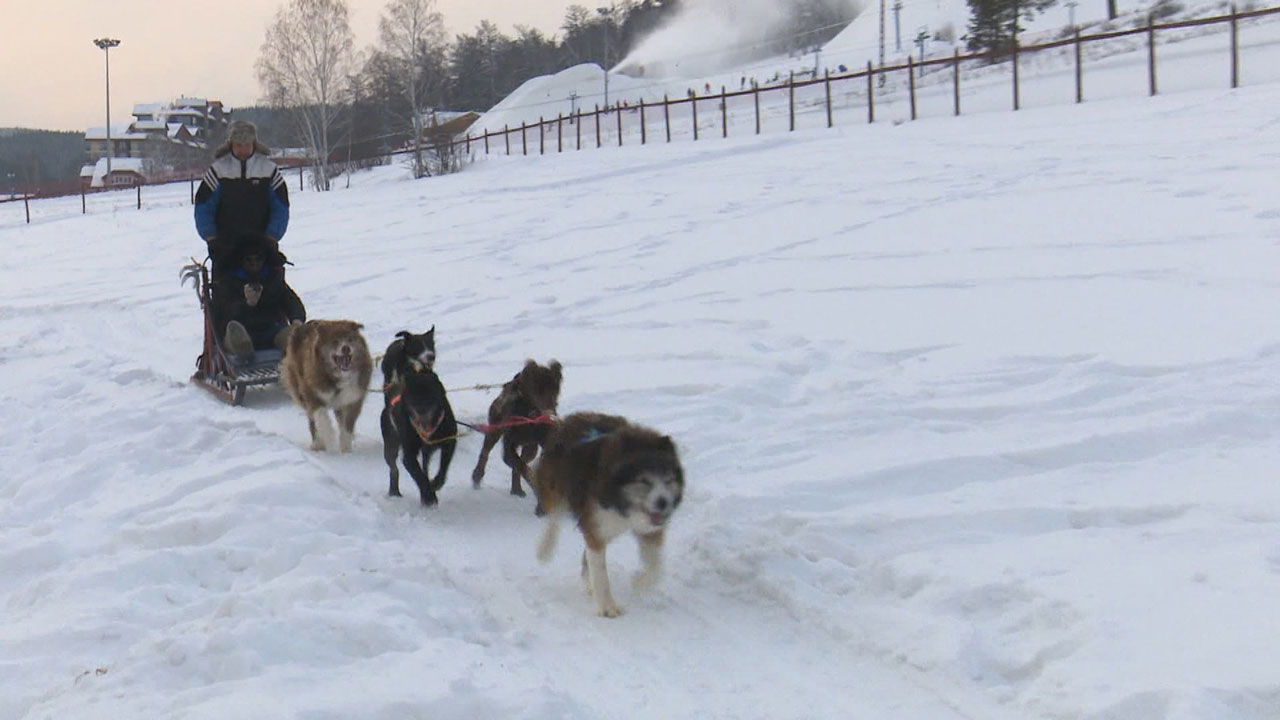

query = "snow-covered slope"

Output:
[[4, 77, 1280, 718]]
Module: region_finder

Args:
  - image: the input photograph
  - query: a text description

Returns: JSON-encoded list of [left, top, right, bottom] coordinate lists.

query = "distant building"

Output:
[[271, 148, 312, 169], [421, 110, 481, 142], [85, 96, 232, 163], [82, 96, 231, 188], [80, 157, 145, 189]]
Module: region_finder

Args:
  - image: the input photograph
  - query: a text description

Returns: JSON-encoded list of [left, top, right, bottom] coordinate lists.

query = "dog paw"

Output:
[[596, 601, 624, 618], [471, 469, 484, 484], [309, 440, 327, 452], [510, 487, 527, 498]]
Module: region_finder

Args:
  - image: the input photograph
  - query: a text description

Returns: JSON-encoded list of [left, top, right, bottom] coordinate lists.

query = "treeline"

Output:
[[255, 0, 856, 186], [0, 129, 87, 192]]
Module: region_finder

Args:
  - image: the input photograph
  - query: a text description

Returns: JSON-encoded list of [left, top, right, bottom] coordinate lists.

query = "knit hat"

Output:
[[228, 120, 257, 145]]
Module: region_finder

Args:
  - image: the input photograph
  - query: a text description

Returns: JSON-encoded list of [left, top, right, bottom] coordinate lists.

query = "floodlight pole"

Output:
[[893, 0, 903, 52], [878, 0, 886, 86], [94, 37, 121, 175], [597, 6, 612, 108]]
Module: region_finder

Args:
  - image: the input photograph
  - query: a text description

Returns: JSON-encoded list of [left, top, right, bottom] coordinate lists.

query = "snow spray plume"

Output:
[[615, 0, 861, 79]]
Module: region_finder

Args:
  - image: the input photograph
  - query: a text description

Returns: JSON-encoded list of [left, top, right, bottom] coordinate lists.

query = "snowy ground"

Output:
[[5, 72, 1280, 720]]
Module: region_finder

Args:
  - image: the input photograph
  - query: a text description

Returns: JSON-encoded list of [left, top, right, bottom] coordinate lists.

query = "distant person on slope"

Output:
[[194, 120, 290, 277]]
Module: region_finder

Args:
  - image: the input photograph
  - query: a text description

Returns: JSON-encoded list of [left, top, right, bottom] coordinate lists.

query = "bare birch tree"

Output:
[[256, 0, 357, 191], [378, 0, 448, 178]]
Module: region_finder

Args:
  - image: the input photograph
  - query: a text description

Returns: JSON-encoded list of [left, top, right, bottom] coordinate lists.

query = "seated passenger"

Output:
[[214, 244, 306, 357]]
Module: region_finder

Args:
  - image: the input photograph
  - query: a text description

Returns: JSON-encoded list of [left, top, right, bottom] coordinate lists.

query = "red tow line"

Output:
[[462, 414, 556, 435]]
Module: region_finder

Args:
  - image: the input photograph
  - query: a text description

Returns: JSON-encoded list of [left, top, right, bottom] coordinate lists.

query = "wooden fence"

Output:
[[453, 4, 1280, 157]]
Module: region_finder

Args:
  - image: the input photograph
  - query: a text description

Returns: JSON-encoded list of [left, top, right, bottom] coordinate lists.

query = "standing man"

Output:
[[194, 120, 290, 276]]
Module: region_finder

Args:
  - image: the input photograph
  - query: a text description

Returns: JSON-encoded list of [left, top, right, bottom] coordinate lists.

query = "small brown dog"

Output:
[[470, 359, 562, 497], [279, 319, 373, 453], [534, 411, 685, 617]]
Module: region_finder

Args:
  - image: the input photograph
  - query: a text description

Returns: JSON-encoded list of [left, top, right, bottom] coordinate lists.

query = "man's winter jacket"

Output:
[[194, 149, 290, 252]]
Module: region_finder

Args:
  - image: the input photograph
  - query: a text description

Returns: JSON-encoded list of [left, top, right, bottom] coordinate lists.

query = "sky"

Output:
[[1, 0, 581, 132], [4, 6, 1280, 716]]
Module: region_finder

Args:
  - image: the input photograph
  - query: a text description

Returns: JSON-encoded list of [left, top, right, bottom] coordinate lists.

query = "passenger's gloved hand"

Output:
[[244, 283, 263, 307], [206, 236, 230, 257]]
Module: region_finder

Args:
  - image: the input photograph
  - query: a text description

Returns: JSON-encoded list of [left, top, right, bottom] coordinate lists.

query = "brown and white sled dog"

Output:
[[533, 412, 685, 617], [280, 319, 373, 453]]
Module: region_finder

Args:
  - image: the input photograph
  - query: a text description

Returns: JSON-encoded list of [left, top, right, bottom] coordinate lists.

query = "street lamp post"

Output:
[[93, 37, 120, 175], [597, 7, 612, 108]]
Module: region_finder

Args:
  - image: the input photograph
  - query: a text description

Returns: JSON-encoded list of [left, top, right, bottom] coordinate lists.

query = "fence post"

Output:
[[83, 187, 88, 214], [484, 129, 490, 154], [1147, 13, 1157, 96], [1012, 41, 1021, 110], [789, 71, 796, 131], [137, 184, 141, 209], [908, 56, 917, 120], [190, 177, 195, 204], [721, 86, 728, 138], [505, 124, 511, 155], [692, 93, 700, 140], [754, 81, 761, 134], [616, 107, 623, 146], [867, 61, 875, 123], [298, 166, 303, 190], [825, 69, 833, 128], [1074, 29, 1084, 102], [664, 95, 672, 142], [577, 110, 582, 149], [640, 100, 647, 145], [1230, 3, 1239, 89], [953, 49, 961, 116], [539, 117, 545, 155], [596, 105, 602, 148], [521, 121, 528, 155], [557, 114, 563, 152], [466, 133, 471, 153], [24, 192, 30, 224]]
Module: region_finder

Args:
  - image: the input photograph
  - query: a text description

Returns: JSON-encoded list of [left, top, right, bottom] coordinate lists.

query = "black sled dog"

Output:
[[380, 367, 457, 506], [380, 327, 436, 391]]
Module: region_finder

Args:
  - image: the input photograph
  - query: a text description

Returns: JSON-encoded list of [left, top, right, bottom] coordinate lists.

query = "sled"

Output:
[[180, 258, 283, 406]]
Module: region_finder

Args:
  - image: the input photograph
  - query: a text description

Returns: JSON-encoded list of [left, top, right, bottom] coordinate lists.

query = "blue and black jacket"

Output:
[[194, 144, 289, 263]]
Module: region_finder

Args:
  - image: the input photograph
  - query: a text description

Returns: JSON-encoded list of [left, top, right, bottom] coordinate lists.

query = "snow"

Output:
[[6, 13, 1280, 720]]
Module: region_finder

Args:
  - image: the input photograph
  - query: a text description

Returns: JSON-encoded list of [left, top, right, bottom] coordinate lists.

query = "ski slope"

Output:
[[4, 77, 1280, 719]]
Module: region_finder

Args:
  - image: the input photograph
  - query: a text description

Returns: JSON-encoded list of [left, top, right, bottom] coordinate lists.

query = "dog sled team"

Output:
[[182, 121, 684, 617]]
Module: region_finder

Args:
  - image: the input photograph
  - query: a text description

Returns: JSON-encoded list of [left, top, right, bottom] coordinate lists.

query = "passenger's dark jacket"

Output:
[[194, 140, 290, 269], [213, 263, 306, 341]]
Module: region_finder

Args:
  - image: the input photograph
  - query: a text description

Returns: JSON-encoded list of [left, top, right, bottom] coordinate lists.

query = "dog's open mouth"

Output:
[[646, 511, 667, 527], [332, 352, 353, 371]]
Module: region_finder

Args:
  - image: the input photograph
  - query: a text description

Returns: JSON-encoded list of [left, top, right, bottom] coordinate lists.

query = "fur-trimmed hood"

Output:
[[213, 138, 272, 159]]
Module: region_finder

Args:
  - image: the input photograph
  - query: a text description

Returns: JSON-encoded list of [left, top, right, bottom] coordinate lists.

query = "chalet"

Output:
[[85, 97, 230, 165], [80, 157, 146, 189], [420, 110, 480, 142]]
